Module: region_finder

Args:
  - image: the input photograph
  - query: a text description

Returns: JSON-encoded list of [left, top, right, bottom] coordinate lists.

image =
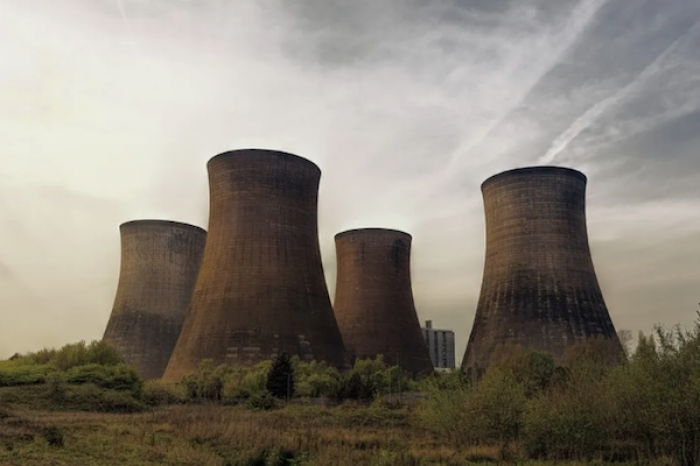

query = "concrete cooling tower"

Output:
[[463, 166, 623, 370], [103, 220, 206, 380], [333, 229, 434, 375], [163, 149, 348, 381]]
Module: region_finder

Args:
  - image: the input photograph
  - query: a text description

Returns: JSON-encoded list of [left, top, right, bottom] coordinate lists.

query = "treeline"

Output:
[[145, 354, 415, 409], [0, 341, 414, 411]]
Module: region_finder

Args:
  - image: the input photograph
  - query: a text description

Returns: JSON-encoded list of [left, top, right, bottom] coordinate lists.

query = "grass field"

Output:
[[0, 392, 671, 466]]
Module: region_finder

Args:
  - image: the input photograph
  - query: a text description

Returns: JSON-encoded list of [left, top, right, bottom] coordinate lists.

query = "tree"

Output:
[[266, 353, 295, 401]]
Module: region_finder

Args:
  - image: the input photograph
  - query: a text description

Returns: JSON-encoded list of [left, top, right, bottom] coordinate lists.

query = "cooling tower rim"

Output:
[[120, 219, 207, 234], [335, 227, 412, 240], [481, 166, 587, 190], [208, 149, 321, 174]]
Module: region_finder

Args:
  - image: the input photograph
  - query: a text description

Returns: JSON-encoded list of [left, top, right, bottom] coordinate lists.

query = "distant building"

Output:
[[421, 320, 456, 369]]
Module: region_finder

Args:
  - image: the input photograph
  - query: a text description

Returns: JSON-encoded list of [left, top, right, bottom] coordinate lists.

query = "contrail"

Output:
[[446, 0, 611, 172], [538, 18, 700, 165]]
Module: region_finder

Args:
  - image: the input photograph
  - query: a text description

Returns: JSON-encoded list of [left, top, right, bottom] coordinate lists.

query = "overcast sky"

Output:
[[1, 0, 698, 361]]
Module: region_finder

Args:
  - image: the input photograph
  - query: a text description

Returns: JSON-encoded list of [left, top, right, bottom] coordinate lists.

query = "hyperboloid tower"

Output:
[[333, 228, 434, 375], [163, 149, 348, 381], [103, 220, 206, 379], [462, 166, 623, 370]]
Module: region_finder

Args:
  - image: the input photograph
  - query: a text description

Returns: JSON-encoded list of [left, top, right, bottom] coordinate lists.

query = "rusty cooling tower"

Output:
[[163, 149, 348, 381], [463, 166, 623, 370], [103, 220, 206, 379], [333, 229, 434, 375]]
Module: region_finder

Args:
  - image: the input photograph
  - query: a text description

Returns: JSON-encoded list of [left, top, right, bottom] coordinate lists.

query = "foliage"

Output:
[[292, 358, 340, 398], [0, 362, 56, 386], [417, 314, 700, 464], [180, 359, 272, 406], [0, 340, 129, 389], [141, 380, 187, 406], [266, 353, 295, 400], [7, 340, 124, 370], [522, 360, 614, 461], [607, 318, 700, 466], [3, 314, 700, 465], [64, 363, 142, 394], [414, 380, 470, 445]]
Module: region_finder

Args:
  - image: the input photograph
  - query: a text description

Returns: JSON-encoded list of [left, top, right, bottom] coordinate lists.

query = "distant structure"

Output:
[[103, 220, 206, 380], [463, 166, 623, 370], [333, 228, 434, 375], [163, 149, 348, 381], [421, 320, 456, 370]]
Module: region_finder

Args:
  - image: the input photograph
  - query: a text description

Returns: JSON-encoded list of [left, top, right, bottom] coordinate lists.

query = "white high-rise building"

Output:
[[421, 320, 456, 369]]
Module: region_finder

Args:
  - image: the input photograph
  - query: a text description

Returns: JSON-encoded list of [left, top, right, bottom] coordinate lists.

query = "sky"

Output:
[[0, 0, 698, 362]]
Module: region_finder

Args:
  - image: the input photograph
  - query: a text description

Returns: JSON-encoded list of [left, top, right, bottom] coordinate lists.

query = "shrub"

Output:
[[41, 426, 64, 447], [13, 340, 124, 370], [181, 359, 231, 402], [219, 362, 269, 403], [64, 363, 143, 394], [60, 384, 146, 413], [44, 372, 67, 400], [463, 368, 526, 457], [244, 390, 276, 411], [330, 372, 374, 403], [140, 380, 186, 406], [293, 359, 340, 398], [0, 363, 55, 387], [180, 360, 272, 404], [414, 381, 470, 445], [523, 345, 618, 461]]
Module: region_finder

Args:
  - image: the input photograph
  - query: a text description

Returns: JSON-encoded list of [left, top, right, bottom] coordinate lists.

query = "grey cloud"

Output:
[[0, 0, 698, 360]]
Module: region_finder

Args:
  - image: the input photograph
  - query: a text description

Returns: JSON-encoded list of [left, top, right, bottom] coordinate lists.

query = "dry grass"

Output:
[[0, 404, 480, 465], [0, 403, 667, 466]]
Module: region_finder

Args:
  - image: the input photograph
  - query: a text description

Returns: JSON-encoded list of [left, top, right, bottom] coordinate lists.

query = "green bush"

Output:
[[326, 357, 413, 403], [463, 368, 526, 457], [140, 380, 186, 406], [223, 368, 270, 404], [523, 379, 612, 460], [0, 363, 56, 387], [414, 381, 470, 445], [0, 341, 130, 391], [11, 340, 123, 370], [244, 390, 276, 411], [64, 363, 142, 394], [416, 366, 526, 458], [293, 359, 340, 398], [181, 359, 230, 401], [180, 360, 272, 404], [56, 383, 146, 413]]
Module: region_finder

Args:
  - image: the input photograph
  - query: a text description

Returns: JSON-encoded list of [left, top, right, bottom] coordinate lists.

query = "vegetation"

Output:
[[1, 314, 699, 465], [266, 353, 295, 401]]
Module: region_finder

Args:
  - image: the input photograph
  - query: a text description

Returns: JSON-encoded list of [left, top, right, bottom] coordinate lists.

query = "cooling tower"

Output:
[[103, 220, 206, 380], [333, 229, 434, 375], [463, 166, 623, 370], [163, 149, 348, 381]]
